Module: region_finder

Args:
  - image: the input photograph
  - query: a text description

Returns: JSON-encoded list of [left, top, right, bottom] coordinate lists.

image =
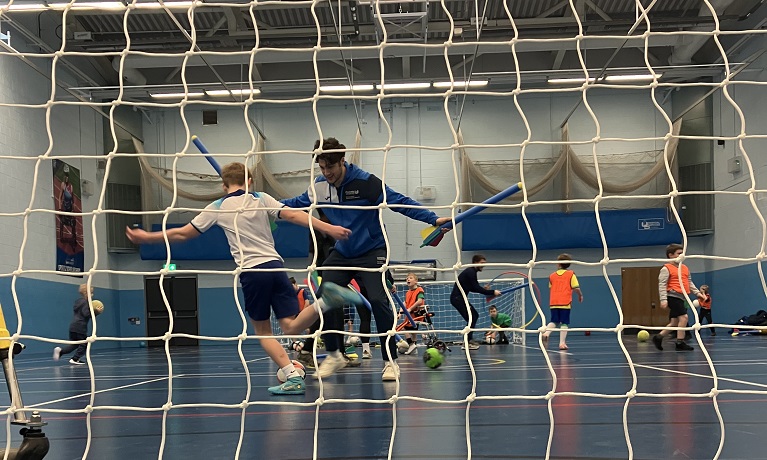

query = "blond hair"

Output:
[[406, 272, 419, 281], [221, 162, 253, 188], [78, 284, 92, 298]]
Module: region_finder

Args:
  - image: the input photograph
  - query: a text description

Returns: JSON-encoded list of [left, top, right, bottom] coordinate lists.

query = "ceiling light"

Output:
[[49, 2, 126, 9], [135, 1, 195, 9], [604, 73, 662, 82], [319, 84, 375, 92], [433, 80, 489, 88], [205, 88, 261, 97], [548, 74, 661, 84], [4, 3, 48, 11], [150, 91, 205, 99], [547, 76, 597, 84], [379, 82, 431, 90]]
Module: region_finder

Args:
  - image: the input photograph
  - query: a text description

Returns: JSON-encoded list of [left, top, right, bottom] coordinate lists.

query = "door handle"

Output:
[[651, 302, 656, 309]]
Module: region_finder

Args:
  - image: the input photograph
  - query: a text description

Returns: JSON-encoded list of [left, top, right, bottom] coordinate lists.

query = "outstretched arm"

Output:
[[280, 208, 352, 241], [126, 224, 201, 245]]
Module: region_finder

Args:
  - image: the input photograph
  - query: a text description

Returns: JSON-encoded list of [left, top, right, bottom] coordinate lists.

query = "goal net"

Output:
[[2, 0, 764, 459]]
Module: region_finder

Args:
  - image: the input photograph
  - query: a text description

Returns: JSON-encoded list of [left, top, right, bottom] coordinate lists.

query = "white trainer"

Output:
[[382, 362, 400, 382], [313, 353, 346, 379]]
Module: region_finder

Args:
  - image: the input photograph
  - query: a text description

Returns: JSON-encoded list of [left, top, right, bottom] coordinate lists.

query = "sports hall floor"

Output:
[[2, 333, 766, 460]]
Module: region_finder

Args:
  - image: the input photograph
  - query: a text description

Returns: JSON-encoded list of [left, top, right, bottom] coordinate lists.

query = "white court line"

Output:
[[28, 375, 180, 408], [515, 343, 574, 356], [635, 363, 767, 389]]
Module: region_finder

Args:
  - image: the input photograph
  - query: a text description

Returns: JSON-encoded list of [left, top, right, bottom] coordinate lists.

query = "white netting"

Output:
[[2, 0, 767, 459], [273, 278, 526, 346]]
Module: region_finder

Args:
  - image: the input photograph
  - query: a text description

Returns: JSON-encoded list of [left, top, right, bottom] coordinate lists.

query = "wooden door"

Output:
[[621, 267, 667, 328]]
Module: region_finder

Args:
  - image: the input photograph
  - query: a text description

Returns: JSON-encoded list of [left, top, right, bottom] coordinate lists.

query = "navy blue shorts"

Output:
[[239, 260, 299, 321], [550, 308, 571, 325]]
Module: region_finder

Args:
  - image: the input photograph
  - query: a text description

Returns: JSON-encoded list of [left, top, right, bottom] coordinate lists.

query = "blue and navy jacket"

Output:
[[281, 162, 439, 258]]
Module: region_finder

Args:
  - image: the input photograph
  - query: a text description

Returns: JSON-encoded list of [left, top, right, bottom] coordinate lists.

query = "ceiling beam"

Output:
[[223, 7, 248, 34], [552, 49, 566, 70], [163, 67, 181, 83], [402, 56, 410, 78], [537, 0, 569, 19], [119, 34, 682, 68], [251, 64, 263, 81], [451, 54, 480, 73], [584, 0, 613, 22], [205, 16, 227, 37], [330, 59, 363, 75]]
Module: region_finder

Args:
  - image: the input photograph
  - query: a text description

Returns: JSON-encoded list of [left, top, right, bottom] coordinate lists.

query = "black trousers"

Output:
[[318, 248, 397, 361], [60, 331, 87, 361], [450, 295, 478, 342], [699, 307, 715, 333]]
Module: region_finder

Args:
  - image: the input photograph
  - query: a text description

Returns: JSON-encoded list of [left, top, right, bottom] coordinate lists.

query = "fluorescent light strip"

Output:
[[433, 80, 489, 88], [150, 92, 205, 99], [379, 82, 431, 90], [319, 84, 375, 92], [48, 2, 126, 9], [4, 3, 48, 10], [548, 74, 661, 84], [205, 88, 260, 97], [605, 73, 662, 82], [136, 1, 195, 9]]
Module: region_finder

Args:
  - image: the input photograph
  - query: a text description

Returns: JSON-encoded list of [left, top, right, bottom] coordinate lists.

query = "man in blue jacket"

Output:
[[282, 137, 451, 382]]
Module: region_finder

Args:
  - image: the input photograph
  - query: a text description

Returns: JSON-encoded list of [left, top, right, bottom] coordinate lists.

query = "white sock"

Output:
[[315, 298, 327, 313], [329, 350, 343, 359], [362, 343, 371, 353], [560, 325, 568, 345], [281, 362, 298, 379]]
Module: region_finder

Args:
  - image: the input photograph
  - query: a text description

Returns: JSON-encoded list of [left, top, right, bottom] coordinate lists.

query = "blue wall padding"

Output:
[[461, 208, 682, 250], [139, 221, 310, 260]]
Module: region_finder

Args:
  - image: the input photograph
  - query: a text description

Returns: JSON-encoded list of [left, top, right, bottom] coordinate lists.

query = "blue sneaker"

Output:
[[320, 282, 364, 312], [268, 376, 306, 395]]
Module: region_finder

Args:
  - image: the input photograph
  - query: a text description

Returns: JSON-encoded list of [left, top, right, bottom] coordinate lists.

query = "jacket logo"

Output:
[[345, 190, 360, 198]]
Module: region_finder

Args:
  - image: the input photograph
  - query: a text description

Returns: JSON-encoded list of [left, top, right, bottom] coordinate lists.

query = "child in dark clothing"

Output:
[[53, 284, 98, 365]]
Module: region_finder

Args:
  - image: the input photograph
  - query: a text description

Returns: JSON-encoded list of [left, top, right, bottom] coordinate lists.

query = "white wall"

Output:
[[0, 54, 105, 283], [124, 87, 693, 286], [711, 35, 767, 269]]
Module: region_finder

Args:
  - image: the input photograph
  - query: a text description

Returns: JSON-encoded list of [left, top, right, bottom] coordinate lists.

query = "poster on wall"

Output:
[[53, 159, 84, 273]]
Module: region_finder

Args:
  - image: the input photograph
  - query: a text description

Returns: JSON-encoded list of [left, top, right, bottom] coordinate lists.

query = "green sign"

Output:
[[162, 263, 177, 271]]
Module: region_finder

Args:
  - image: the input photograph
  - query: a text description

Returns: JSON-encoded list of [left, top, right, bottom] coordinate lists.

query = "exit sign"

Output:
[[162, 263, 177, 271]]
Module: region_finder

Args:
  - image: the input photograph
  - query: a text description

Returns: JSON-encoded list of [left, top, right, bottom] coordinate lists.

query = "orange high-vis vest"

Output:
[[549, 270, 575, 306], [664, 263, 691, 294], [405, 286, 424, 309], [297, 288, 307, 312], [699, 294, 712, 309]]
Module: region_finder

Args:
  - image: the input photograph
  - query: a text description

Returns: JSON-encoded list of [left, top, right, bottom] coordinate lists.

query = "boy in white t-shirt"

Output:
[[126, 162, 363, 395]]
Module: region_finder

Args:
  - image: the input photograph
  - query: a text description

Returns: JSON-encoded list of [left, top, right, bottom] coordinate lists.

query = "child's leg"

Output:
[[659, 317, 678, 337], [71, 333, 88, 362], [59, 331, 81, 356], [676, 314, 688, 341], [252, 319, 293, 370], [356, 302, 372, 355]]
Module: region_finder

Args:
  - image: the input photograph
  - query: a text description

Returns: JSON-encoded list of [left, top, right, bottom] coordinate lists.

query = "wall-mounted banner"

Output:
[[53, 160, 84, 273]]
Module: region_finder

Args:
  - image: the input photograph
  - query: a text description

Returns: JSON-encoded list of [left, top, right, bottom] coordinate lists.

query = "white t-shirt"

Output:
[[191, 190, 284, 268]]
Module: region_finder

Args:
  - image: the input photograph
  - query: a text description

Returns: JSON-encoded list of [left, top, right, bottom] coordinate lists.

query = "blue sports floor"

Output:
[[2, 333, 766, 459]]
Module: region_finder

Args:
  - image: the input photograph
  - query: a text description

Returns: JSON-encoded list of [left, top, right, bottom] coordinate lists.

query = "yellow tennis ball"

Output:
[[637, 330, 650, 342], [91, 300, 104, 316]]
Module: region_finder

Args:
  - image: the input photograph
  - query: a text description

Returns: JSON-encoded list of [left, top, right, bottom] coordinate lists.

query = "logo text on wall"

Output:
[[638, 218, 665, 231]]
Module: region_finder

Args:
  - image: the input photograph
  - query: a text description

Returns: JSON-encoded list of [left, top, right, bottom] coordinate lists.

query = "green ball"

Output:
[[637, 330, 650, 342], [423, 347, 444, 369]]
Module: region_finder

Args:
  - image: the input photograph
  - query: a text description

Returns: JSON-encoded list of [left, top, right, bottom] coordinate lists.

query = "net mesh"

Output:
[[274, 278, 526, 346], [1, 0, 765, 459]]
